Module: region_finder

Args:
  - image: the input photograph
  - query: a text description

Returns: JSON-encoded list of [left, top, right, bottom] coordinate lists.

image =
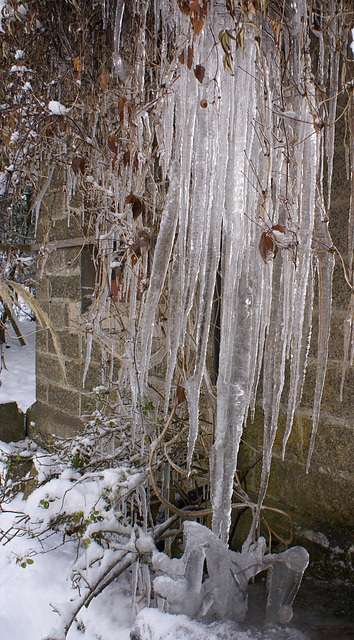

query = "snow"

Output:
[[0, 319, 36, 411], [48, 100, 70, 116], [0, 490, 308, 640]]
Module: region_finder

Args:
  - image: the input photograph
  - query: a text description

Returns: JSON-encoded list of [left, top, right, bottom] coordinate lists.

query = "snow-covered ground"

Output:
[[0, 319, 36, 411]]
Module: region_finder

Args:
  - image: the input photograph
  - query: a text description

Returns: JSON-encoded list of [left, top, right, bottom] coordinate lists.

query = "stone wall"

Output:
[[27, 173, 100, 443], [236, 113, 353, 577]]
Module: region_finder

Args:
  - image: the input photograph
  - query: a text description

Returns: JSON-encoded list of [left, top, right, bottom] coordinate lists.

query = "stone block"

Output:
[[47, 383, 80, 416], [0, 402, 25, 442], [50, 275, 81, 300], [27, 401, 84, 443], [36, 379, 48, 403], [48, 331, 81, 359], [301, 361, 353, 420], [48, 300, 69, 329], [36, 352, 65, 384], [36, 278, 50, 302]]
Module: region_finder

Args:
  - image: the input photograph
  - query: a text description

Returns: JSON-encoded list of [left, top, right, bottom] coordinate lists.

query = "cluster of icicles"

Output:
[[93, 0, 349, 543]]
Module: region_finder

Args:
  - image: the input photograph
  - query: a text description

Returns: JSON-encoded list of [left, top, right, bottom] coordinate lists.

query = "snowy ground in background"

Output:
[[0, 319, 36, 411]]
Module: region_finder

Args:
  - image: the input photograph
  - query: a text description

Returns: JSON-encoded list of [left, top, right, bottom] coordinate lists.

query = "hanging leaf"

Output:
[[189, 0, 200, 11], [108, 134, 118, 155], [187, 45, 193, 70], [259, 232, 278, 263], [192, 15, 204, 35], [223, 53, 234, 76], [135, 229, 150, 252], [100, 72, 109, 91], [73, 57, 82, 73], [124, 193, 135, 205], [123, 150, 131, 166], [118, 96, 127, 124], [194, 65, 205, 84], [177, 0, 191, 16], [132, 198, 145, 220], [178, 49, 186, 65], [219, 29, 231, 54], [72, 156, 85, 175], [124, 194, 145, 220], [176, 385, 186, 404]]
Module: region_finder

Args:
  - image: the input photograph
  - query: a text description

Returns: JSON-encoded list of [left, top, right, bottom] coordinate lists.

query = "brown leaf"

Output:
[[100, 72, 109, 91], [73, 57, 82, 73], [123, 150, 130, 166], [194, 64, 205, 84], [192, 15, 204, 35], [132, 197, 145, 220], [200, 99, 208, 108], [118, 96, 126, 124], [108, 134, 118, 155], [187, 45, 193, 70], [135, 229, 150, 251], [72, 156, 85, 175], [178, 49, 186, 65], [176, 385, 186, 404], [189, 0, 199, 11], [259, 231, 278, 263], [124, 194, 145, 220], [124, 193, 136, 205], [177, 0, 191, 16]]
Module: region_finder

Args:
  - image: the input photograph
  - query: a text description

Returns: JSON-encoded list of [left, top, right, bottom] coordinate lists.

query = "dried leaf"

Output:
[[108, 134, 118, 155], [135, 229, 150, 251], [177, 0, 191, 16], [132, 198, 145, 220], [124, 193, 136, 205], [176, 385, 186, 404], [219, 29, 231, 54], [200, 99, 208, 108], [187, 45, 193, 70], [124, 194, 145, 220], [73, 57, 82, 73], [259, 231, 278, 263], [192, 15, 204, 35], [100, 72, 109, 91], [178, 49, 186, 65], [223, 53, 234, 76], [194, 64, 205, 84], [118, 96, 126, 124], [72, 156, 85, 175], [123, 150, 130, 166], [190, 0, 200, 11]]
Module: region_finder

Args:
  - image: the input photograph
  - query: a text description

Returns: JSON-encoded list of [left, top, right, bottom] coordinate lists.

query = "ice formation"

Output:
[[85, 0, 349, 542], [152, 522, 309, 624]]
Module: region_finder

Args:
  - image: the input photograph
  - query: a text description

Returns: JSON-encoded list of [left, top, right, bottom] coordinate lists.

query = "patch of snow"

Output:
[[302, 530, 330, 548], [0, 319, 36, 411], [47, 100, 69, 116]]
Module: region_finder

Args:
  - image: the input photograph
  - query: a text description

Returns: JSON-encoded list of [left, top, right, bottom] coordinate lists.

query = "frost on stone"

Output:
[[152, 522, 308, 625]]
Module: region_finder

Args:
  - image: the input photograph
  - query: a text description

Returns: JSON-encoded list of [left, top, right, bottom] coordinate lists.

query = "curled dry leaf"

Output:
[[72, 156, 85, 175], [259, 231, 278, 263], [100, 72, 109, 91], [192, 15, 204, 35], [108, 134, 118, 155], [176, 385, 186, 404], [194, 64, 205, 84], [118, 96, 126, 124], [187, 45, 193, 70], [179, 49, 185, 65], [124, 194, 145, 220], [73, 56, 82, 73]]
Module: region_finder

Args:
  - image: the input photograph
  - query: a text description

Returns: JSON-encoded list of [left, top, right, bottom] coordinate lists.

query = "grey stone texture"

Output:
[[0, 402, 25, 442]]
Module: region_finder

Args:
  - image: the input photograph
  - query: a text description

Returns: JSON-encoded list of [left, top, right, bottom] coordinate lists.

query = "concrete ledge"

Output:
[[0, 402, 25, 442], [26, 401, 84, 445]]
